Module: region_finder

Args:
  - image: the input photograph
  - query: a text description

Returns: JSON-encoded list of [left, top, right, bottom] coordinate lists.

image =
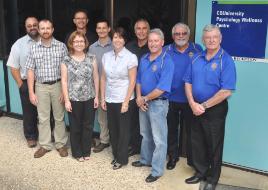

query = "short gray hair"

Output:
[[172, 22, 190, 36], [149, 28, 164, 40], [134, 19, 150, 31], [202, 24, 222, 38]]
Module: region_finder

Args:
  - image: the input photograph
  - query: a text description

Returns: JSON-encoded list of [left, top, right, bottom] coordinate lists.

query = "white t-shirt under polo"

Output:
[[102, 47, 138, 103]]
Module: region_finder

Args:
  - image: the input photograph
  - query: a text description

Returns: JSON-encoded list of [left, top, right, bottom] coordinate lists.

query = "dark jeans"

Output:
[[191, 100, 228, 184], [106, 100, 134, 165], [68, 99, 95, 158], [167, 102, 193, 164], [129, 102, 142, 153], [19, 80, 38, 140]]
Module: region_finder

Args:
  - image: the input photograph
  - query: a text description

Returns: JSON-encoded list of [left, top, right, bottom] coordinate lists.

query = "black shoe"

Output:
[[113, 162, 123, 170], [145, 174, 160, 183], [93, 143, 109, 153], [128, 148, 139, 157], [132, 161, 151, 167], [203, 183, 216, 190], [111, 159, 117, 165], [166, 158, 179, 170], [185, 175, 204, 184]]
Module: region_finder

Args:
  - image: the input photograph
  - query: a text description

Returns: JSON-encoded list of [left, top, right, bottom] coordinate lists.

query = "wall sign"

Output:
[[211, 1, 268, 63]]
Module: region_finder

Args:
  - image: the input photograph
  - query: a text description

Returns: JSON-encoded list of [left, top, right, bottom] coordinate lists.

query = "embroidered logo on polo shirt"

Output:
[[211, 62, 218, 70], [152, 64, 157, 72], [188, 52, 194, 58]]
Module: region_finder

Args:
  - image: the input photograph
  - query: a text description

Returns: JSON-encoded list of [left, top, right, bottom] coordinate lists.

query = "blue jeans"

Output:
[[139, 99, 169, 177]]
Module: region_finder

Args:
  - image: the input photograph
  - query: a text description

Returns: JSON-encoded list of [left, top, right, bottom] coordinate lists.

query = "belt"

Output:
[[42, 79, 61, 85], [151, 97, 167, 101]]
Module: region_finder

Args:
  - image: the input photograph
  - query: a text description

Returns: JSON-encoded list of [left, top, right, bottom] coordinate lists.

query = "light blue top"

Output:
[[6, 35, 36, 79]]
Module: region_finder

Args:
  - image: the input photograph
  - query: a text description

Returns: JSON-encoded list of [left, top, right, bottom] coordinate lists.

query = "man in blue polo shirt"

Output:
[[131, 28, 174, 183], [184, 24, 236, 190], [164, 23, 202, 170]]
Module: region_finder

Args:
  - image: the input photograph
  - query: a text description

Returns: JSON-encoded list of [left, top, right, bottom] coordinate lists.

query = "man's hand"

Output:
[[65, 100, 72, 112], [29, 92, 38, 106], [101, 101, 107, 111], [190, 102, 205, 116], [121, 101, 129, 113]]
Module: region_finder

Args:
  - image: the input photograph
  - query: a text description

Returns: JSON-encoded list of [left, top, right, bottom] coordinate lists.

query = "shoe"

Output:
[[27, 140, 37, 148], [203, 183, 216, 190], [185, 175, 204, 184], [128, 148, 139, 157], [166, 157, 179, 170], [34, 147, 51, 158], [93, 143, 110, 153], [145, 174, 160, 183], [57, 147, 68, 157], [76, 157, 84, 162], [111, 159, 117, 165], [84, 156, 90, 161], [131, 161, 151, 167], [113, 162, 123, 170]]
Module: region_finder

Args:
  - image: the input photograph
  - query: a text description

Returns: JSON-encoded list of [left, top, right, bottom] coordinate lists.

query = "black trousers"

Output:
[[19, 80, 38, 140], [68, 99, 95, 158], [191, 100, 228, 184], [129, 102, 142, 153], [106, 100, 134, 165], [167, 101, 193, 164]]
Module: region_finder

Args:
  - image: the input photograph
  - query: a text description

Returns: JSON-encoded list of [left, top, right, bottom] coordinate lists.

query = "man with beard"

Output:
[[7, 17, 39, 148], [184, 24, 236, 190], [26, 19, 68, 158], [126, 19, 150, 156], [65, 9, 97, 46], [132, 29, 174, 183], [164, 23, 202, 170], [88, 18, 112, 153]]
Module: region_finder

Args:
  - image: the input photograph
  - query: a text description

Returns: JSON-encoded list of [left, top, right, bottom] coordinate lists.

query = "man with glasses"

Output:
[[65, 9, 97, 46], [164, 23, 202, 170], [7, 17, 39, 148]]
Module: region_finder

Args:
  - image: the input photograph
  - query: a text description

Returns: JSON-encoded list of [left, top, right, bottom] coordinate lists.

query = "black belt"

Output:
[[151, 97, 167, 101], [42, 79, 61, 85]]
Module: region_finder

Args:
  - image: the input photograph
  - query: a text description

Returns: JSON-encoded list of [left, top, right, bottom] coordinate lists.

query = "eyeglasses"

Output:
[[73, 40, 85, 44], [173, 32, 188, 36], [74, 17, 87, 20]]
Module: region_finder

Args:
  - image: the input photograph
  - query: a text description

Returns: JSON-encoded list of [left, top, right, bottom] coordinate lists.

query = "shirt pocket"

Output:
[[205, 66, 220, 87], [33, 53, 43, 68]]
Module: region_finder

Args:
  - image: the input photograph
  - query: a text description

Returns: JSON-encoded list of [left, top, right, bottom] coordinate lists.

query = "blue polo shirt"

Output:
[[137, 51, 174, 98], [183, 48, 236, 103], [164, 42, 202, 103]]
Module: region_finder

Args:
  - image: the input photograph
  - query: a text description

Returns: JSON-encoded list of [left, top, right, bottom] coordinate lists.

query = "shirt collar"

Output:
[[202, 47, 224, 61], [96, 37, 112, 47], [37, 37, 57, 47], [112, 47, 127, 57]]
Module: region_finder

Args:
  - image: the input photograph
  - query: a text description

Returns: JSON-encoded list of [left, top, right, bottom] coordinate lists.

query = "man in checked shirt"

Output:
[[26, 19, 68, 158]]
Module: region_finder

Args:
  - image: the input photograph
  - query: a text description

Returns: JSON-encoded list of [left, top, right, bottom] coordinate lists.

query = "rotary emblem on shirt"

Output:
[[188, 52, 194, 58], [152, 64, 157, 72], [211, 62, 218, 70]]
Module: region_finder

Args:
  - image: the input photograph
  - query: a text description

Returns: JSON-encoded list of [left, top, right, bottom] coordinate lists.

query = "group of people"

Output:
[[7, 9, 236, 190]]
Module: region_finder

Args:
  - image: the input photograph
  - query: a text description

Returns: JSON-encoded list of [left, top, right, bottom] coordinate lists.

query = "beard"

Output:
[[27, 29, 39, 39], [175, 39, 187, 47]]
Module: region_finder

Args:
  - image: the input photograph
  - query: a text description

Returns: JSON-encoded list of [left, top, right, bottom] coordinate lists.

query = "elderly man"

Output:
[[88, 18, 112, 153], [65, 9, 97, 45], [7, 17, 39, 148], [126, 18, 150, 156], [164, 23, 202, 170], [184, 24, 236, 190], [132, 28, 174, 183], [26, 19, 68, 158]]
